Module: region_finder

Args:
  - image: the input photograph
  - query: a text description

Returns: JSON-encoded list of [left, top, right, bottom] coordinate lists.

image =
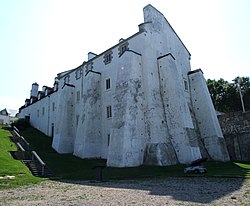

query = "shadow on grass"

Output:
[[19, 127, 250, 204]]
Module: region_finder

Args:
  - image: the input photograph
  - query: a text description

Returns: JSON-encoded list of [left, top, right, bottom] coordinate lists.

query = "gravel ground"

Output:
[[0, 177, 249, 205]]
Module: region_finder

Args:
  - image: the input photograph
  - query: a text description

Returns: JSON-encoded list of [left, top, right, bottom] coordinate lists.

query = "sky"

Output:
[[0, 0, 249, 111]]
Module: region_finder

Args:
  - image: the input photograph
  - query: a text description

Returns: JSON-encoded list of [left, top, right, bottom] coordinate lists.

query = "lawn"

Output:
[[20, 127, 250, 180], [1, 125, 250, 190], [0, 126, 42, 189]]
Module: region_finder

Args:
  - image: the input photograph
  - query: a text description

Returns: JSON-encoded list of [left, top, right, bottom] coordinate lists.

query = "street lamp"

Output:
[[233, 77, 246, 113]]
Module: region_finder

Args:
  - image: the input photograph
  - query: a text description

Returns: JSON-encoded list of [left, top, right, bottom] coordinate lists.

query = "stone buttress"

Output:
[[74, 71, 102, 158], [52, 84, 76, 153], [107, 51, 146, 167], [189, 69, 230, 161]]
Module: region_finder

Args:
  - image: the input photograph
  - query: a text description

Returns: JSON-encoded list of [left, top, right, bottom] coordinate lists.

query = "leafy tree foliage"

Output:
[[207, 77, 250, 112]]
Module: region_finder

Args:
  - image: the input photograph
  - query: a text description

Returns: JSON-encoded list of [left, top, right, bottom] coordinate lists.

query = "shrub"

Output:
[[11, 118, 30, 130]]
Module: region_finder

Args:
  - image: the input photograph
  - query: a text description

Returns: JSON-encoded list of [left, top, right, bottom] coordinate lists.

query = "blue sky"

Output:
[[0, 0, 249, 111]]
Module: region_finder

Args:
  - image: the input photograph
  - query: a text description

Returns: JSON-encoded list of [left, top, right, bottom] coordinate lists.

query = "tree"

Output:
[[206, 77, 250, 112]]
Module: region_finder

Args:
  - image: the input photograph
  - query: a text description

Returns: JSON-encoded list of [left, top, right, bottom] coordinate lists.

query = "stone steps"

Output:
[[23, 160, 53, 177]]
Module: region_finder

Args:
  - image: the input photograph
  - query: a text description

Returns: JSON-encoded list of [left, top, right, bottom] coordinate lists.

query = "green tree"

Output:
[[207, 77, 250, 112]]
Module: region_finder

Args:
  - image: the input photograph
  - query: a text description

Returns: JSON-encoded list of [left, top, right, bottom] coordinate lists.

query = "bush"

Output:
[[11, 118, 30, 130]]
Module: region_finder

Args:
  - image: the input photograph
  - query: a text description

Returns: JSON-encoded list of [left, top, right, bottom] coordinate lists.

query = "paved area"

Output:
[[0, 177, 249, 205]]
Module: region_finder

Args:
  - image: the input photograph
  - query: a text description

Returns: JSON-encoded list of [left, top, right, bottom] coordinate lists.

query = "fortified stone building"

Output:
[[19, 5, 229, 167]]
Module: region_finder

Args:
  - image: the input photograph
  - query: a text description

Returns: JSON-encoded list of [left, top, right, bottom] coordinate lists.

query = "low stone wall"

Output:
[[218, 111, 250, 162]]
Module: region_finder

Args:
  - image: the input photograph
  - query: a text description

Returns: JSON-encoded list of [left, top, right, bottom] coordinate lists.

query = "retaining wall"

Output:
[[218, 111, 250, 162]]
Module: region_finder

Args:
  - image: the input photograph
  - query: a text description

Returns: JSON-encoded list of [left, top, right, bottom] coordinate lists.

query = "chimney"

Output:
[[30, 82, 39, 98]]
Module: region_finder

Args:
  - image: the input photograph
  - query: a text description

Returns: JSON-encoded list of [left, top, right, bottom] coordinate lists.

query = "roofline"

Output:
[[57, 31, 144, 80]]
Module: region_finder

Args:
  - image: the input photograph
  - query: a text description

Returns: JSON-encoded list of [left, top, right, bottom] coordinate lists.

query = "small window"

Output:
[[75, 68, 82, 80], [121, 45, 127, 53], [107, 134, 110, 146], [37, 109, 39, 117], [184, 80, 188, 91], [107, 105, 112, 118], [76, 115, 79, 126], [103, 51, 113, 65], [52, 102, 55, 111], [76, 91, 80, 102], [42, 107, 45, 116], [106, 78, 111, 90], [64, 75, 70, 84], [106, 54, 111, 63], [85, 62, 93, 75], [118, 42, 129, 56]]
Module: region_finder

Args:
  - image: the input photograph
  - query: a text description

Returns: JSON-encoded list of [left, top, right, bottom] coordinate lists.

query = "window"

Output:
[[37, 109, 39, 117], [85, 62, 93, 75], [52, 102, 55, 111], [106, 78, 111, 90], [121, 45, 127, 53], [103, 51, 113, 65], [75, 68, 82, 80], [118, 42, 129, 56], [107, 105, 112, 118], [184, 80, 188, 91], [76, 115, 79, 126], [76, 91, 80, 102], [107, 134, 110, 146], [64, 75, 70, 84], [42, 107, 45, 116]]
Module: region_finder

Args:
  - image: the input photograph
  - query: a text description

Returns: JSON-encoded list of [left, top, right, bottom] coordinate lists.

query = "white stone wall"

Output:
[[0, 114, 10, 124], [52, 84, 75, 153], [19, 4, 229, 167], [157, 55, 201, 163], [189, 70, 230, 161]]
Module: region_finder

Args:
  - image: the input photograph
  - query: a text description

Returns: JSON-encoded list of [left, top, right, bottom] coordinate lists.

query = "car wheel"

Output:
[[194, 169, 199, 174]]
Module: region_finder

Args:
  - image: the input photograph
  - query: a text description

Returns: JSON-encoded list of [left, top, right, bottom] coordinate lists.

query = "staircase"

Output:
[[23, 160, 53, 177], [10, 126, 53, 178]]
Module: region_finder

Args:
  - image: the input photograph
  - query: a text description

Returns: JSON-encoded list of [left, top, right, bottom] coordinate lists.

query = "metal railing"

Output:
[[31, 151, 46, 176], [12, 127, 47, 177]]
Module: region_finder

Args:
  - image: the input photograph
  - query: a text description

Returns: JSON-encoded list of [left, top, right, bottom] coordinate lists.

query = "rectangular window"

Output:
[[107, 105, 112, 118], [85, 62, 93, 75], [64, 75, 70, 84], [75, 68, 82, 80], [107, 134, 110, 146], [103, 51, 113, 65], [76, 91, 80, 102], [106, 78, 111, 90], [42, 107, 45, 116], [106, 54, 111, 63], [37, 109, 39, 117], [121, 45, 127, 53], [118, 42, 129, 56], [184, 80, 188, 91], [76, 115, 79, 126], [52, 102, 55, 111]]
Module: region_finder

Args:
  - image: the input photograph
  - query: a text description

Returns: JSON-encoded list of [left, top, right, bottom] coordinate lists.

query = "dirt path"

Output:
[[0, 177, 249, 205]]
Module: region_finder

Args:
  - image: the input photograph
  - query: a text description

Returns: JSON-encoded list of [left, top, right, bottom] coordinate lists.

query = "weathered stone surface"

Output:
[[19, 4, 230, 167], [219, 111, 250, 162]]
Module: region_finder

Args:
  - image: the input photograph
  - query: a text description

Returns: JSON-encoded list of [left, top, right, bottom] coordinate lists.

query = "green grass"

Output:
[[20, 127, 187, 180], [204, 161, 250, 178], [0, 126, 42, 189], [20, 127, 250, 180], [1, 126, 250, 190]]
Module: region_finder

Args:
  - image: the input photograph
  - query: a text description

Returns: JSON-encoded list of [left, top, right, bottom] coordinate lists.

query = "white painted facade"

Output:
[[19, 5, 229, 167], [0, 109, 10, 124]]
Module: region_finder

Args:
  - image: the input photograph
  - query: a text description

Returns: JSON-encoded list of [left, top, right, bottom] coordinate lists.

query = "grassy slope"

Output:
[[21, 127, 250, 180], [1, 126, 249, 190], [0, 127, 42, 189]]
